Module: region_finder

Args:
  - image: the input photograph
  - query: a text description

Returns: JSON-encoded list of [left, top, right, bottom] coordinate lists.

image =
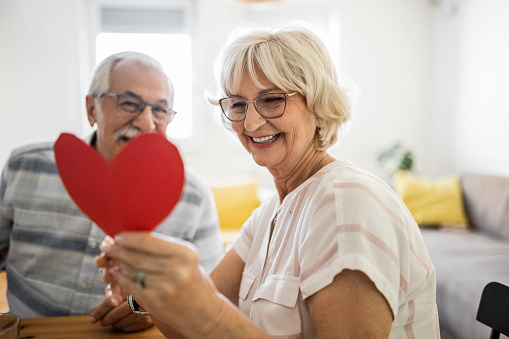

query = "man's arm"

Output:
[[0, 165, 13, 269], [186, 172, 225, 274], [0, 247, 8, 269]]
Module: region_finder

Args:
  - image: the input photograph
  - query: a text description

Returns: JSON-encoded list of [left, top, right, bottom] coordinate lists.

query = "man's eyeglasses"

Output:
[[219, 92, 298, 122], [98, 93, 177, 125]]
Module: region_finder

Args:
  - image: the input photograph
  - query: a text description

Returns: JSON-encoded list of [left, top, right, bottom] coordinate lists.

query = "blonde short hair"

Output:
[[216, 26, 351, 150]]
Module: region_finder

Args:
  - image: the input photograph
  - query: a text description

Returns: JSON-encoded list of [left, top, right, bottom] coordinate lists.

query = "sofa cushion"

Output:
[[462, 173, 509, 239], [393, 171, 468, 228], [211, 180, 261, 231]]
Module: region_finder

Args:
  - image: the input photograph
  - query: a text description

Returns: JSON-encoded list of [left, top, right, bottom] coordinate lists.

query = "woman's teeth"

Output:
[[252, 134, 279, 144]]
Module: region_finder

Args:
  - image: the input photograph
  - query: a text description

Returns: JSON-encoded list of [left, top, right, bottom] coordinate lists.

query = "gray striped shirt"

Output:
[[0, 138, 224, 317]]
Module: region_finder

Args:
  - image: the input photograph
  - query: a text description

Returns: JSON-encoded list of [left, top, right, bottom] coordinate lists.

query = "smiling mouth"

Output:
[[251, 134, 281, 144], [118, 135, 132, 143], [115, 127, 141, 143]]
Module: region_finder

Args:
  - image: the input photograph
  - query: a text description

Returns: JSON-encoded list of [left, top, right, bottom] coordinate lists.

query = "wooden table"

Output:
[[20, 315, 166, 338]]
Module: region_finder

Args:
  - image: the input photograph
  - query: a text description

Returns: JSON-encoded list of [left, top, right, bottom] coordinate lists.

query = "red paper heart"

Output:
[[54, 133, 184, 237]]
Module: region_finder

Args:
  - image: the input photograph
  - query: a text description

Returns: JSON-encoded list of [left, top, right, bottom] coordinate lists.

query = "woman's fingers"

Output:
[[101, 233, 200, 275], [108, 257, 184, 293], [102, 244, 184, 274], [98, 232, 206, 319], [95, 253, 117, 284], [108, 265, 143, 299], [96, 233, 224, 338], [105, 282, 124, 306], [114, 232, 197, 256]]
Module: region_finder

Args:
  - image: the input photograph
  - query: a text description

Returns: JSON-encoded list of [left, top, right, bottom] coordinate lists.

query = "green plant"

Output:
[[377, 143, 414, 174]]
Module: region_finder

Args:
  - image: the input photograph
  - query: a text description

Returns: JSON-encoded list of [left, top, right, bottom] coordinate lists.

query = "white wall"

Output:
[[429, 0, 463, 177], [331, 0, 434, 181], [0, 0, 91, 164], [453, 0, 509, 176], [1, 0, 507, 190], [429, 0, 509, 177]]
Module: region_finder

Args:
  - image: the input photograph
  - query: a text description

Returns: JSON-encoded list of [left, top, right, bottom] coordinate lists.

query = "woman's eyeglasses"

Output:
[[219, 92, 298, 122]]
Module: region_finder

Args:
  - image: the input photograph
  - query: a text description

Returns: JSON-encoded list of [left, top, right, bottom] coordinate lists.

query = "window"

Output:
[[95, 4, 194, 141]]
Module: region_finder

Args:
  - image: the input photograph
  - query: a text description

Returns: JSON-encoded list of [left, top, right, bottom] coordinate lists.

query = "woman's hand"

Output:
[[95, 236, 124, 306], [92, 236, 154, 332], [97, 232, 226, 338]]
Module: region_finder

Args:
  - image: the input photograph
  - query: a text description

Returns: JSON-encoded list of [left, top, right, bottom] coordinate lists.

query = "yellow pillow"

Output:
[[392, 171, 468, 228], [211, 181, 261, 231]]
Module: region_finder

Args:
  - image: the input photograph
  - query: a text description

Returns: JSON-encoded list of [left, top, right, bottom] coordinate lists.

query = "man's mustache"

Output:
[[114, 126, 140, 142]]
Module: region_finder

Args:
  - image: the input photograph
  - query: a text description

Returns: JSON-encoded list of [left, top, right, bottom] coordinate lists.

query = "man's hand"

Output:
[[89, 294, 153, 332]]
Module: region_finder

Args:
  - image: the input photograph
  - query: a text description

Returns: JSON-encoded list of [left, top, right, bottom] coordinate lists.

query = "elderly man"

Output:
[[0, 52, 224, 332]]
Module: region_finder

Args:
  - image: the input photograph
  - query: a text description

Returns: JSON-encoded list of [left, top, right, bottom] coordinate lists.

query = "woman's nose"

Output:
[[243, 104, 266, 132]]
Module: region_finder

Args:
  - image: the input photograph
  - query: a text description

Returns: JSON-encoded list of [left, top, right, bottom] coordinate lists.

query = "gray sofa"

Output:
[[421, 173, 509, 339]]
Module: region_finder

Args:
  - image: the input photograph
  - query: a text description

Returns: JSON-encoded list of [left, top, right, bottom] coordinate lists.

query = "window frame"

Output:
[[87, 0, 203, 151]]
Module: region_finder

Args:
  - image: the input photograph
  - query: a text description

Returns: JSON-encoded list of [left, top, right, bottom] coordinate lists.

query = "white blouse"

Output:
[[233, 160, 440, 339]]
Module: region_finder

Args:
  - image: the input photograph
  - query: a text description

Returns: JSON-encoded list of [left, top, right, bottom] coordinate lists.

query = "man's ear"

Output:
[[86, 95, 97, 127]]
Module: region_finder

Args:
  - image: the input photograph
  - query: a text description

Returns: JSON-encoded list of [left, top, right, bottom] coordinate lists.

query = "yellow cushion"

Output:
[[211, 181, 261, 231], [392, 171, 468, 228]]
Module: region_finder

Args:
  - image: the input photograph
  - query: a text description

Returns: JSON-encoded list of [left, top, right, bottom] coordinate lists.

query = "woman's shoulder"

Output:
[[313, 160, 396, 196], [308, 160, 412, 224]]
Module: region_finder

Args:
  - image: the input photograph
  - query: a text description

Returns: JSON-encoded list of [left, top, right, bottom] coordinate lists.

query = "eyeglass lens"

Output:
[[116, 95, 174, 123], [221, 93, 288, 121]]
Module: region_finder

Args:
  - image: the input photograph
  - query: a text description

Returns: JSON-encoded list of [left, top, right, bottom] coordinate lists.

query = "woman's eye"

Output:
[[231, 102, 247, 110], [260, 96, 284, 105]]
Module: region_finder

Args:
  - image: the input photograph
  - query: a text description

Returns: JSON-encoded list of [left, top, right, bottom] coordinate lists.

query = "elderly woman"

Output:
[[96, 26, 439, 338]]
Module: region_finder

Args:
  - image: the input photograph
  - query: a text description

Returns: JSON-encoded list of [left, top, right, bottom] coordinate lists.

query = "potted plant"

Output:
[[377, 142, 414, 178]]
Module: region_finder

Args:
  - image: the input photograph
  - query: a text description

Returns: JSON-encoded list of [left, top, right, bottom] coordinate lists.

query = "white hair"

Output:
[[215, 26, 351, 150], [88, 51, 174, 103]]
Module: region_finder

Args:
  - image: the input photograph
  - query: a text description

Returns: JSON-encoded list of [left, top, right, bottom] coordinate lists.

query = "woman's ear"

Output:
[[315, 115, 323, 129], [86, 95, 97, 127]]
